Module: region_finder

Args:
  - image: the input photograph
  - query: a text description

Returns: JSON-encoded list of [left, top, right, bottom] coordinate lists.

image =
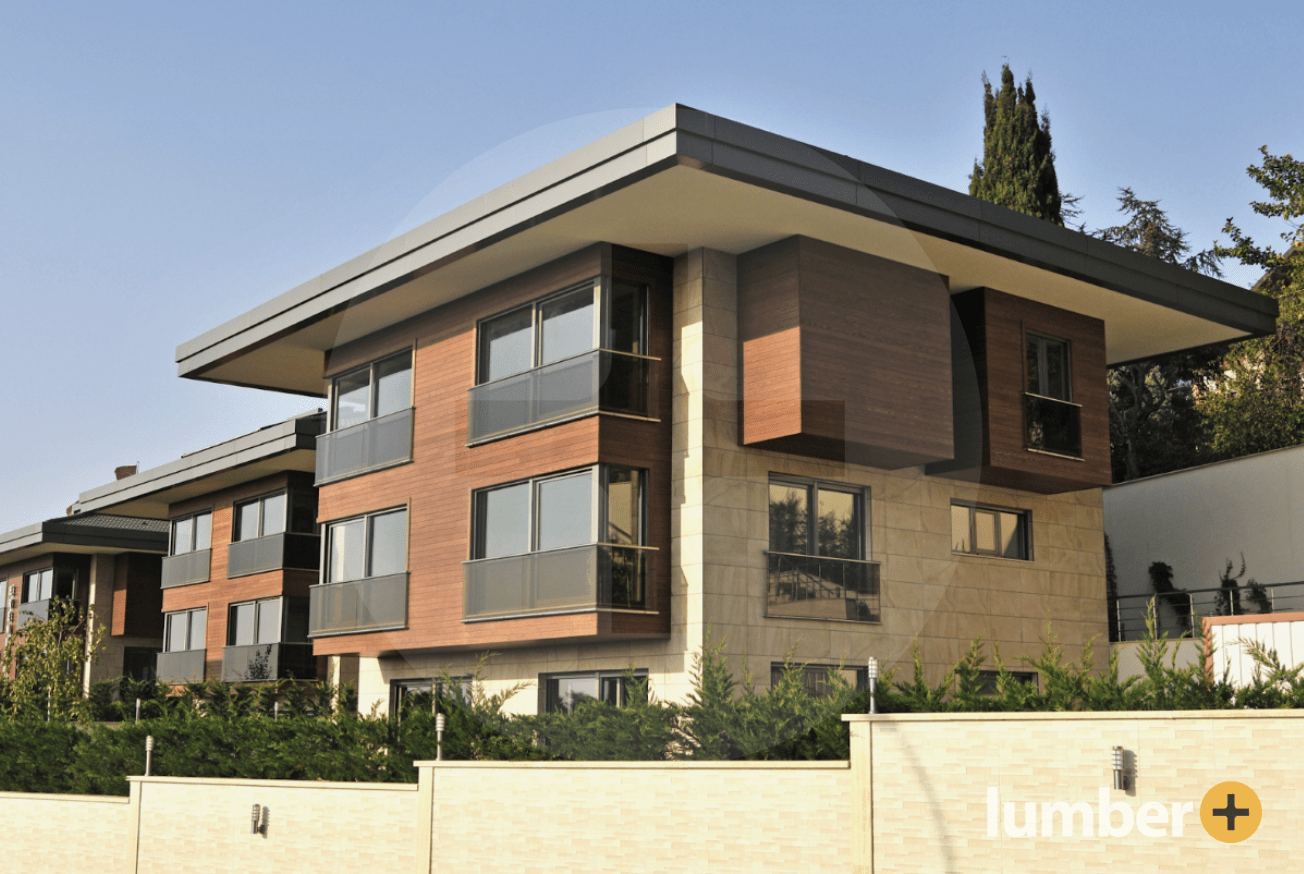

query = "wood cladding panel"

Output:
[[737, 236, 954, 468], [927, 287, 1112, 494], [314, 244, 673, 656], [162, 472, 314, 669]]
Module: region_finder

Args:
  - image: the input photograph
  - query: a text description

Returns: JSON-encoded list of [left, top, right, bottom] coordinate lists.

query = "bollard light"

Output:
[[145, 735, 154, 777], [436, 712, 446, 762], [867, 657, 880, 715], [135, 698, 141, 722]]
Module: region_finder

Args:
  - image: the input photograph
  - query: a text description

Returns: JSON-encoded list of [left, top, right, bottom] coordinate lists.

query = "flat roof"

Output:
[[176, 104, 1277, 396], [0, 514, 169, 567], [70, 411, 324, 519]]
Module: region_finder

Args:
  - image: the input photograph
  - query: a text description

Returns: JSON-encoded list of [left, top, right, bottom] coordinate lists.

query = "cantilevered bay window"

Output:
[[309, 507, 409, 637], [467, 280, 656, 443], [463, 465, 653, 620], [317, 350, 414, 484]]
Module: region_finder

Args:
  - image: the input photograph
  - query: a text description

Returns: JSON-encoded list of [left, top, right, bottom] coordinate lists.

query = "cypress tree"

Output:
[[969, 64, 1063, 225]]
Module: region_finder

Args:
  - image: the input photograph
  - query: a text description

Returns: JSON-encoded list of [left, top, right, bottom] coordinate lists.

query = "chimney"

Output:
[[115, 465, 138, 481]]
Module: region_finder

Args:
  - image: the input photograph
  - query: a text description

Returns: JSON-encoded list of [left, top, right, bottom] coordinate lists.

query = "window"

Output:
[[771, 663, 867, 697], [1026, 332, 1071, 401], [951, 503, 1030, 560], [164, 607, 207, 653], [228, 598, 282, 646], [22, 567, 73, 603], [326, 508, 408, 583], [542, 670, 647, 714], [171, 511, 212, 555], [476, 280, 648, 383], [977, 670, 1039, 695], [122, 647, 160, 682], [234, 492, 287, 542], [389, 676, 473, 717], [472, 465, 645, 559], [331, 350, 413, 431], [768, 477, 866, 559]]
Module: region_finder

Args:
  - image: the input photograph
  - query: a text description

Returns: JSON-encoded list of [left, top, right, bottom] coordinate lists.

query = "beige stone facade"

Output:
[[358, 248, 1109, 716]]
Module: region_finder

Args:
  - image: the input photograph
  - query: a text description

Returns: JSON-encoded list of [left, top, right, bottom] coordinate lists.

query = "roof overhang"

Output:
[[70, 413, 324, 519], [0, 515, 169, 567], [176, 104, 1277, 396]]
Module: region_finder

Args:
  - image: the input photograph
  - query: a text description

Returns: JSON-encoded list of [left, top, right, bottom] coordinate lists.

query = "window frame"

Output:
[[474, 278, 653, 386], [170, 510, 212, 556], [328, 349, 414, 432], [163, 607, 208, 653], [226, 596, 288, 646], [22, 568, 55, 604], [323, 506, 410, 584], [232, 491, 290, 543], [770, 662, 868, 697], [950, 501, 1032, 561], [1025, 330, 1073, 402], [766, 475, 870, 560], [469, 464, 647, 560], [539, 669, 649, 714]]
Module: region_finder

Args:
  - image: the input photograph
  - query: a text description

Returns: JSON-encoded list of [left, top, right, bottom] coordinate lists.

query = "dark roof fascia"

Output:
[[71, 412, 323, 516], [0, 517, 169, 561], [175, 105, 1276, 378]]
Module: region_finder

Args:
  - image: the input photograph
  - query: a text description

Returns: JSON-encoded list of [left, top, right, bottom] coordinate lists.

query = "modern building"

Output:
[[70, 412, 326, 686], [91, 105, 1277, 714], [0, 508, 169, 687]]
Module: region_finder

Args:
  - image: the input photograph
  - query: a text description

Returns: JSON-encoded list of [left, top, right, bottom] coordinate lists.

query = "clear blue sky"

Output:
[[1, 0, 1299, 532]]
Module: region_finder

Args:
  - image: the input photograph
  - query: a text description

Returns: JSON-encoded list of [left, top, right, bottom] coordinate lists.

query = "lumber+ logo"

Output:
[[986, 782, 1261, 842]]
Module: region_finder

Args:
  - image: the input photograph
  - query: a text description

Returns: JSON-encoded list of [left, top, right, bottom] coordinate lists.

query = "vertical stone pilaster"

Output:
[[849, 719, 875, 874]]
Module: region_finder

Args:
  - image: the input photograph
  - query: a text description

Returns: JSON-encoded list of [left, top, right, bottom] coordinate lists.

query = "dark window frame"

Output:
[[770, 662, 868, 697], [474, 278, 651, 385], [767, 475, 870, 560], [540, 669, 649, 714], [977, 669, 1039, 695], [329, 349, 414, 432], [951, 502, 1032, 561], [227, 596, 287, 646], [232, 490, 290, 542], [323, 506, 410, 584], [163, 607, 208, 653], [170, 510, 212, 556], [1026, 331, 1073, 402], [469, 464, 647, 560]]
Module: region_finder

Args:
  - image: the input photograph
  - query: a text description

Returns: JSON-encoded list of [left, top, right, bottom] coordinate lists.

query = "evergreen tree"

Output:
[[969, 64, 1064, 224], [1198, 147, 1304, 459], [1098, 189, 1223, 481]]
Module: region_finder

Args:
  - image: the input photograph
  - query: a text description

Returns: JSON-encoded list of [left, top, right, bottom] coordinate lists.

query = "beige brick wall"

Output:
[[0, 791, 131, 873], [849, 711, 1304, 872], [132, 777, 419, 874], [425, 761, 852, 873]]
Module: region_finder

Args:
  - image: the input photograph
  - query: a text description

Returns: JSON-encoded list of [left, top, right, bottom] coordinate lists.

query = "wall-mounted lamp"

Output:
[[251, 804, 268, 835], [436, 712, 447, 761], [144, 735, 154, 777], [1112, 746, 1128, 791], [867, 657, 880, 715]]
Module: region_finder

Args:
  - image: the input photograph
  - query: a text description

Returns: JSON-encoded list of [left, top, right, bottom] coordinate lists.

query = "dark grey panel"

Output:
[[308, 573, 408, 637], [160, 549, 211, 588]]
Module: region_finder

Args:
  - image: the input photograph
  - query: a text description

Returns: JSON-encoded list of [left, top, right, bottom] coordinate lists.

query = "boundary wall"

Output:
[[1, 710, 1300, 872]]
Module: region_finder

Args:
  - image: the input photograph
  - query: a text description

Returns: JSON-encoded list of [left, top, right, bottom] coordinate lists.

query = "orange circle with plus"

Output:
[[1200, 782, 1261, 843]]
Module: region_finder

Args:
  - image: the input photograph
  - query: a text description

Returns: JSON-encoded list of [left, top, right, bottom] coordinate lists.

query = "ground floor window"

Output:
[[951, 502, 1031, 560], [770, 662, 867, 697], [541, 669, 647, 713], [390, 675, 473, 717], [976, 669, 1039, 695], [122, 646, 160, 681]]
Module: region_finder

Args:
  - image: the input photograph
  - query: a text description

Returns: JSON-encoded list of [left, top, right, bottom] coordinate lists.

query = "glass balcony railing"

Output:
[[221, 642, 316, 682], [161, 549, 211, 589], [463, 543, 654, 621], [308, 572, 408, 637], [156, 649, 206, 685], [316, 407, 414, 486], [765, 552, 881, 623], [1024, 393, 1083, 458], [467, 349, 658, 444], [227, 533, 321, 579], [14, 598, 51, 631]]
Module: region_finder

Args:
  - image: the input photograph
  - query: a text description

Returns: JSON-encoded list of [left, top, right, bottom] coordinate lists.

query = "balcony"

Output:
[[765, 552, 881, 623], [316, 407, 414, 486], [13, 599, 50, 631], [467, 349, 658, 444], [227, 533, 321, 579], [161, 549, 211, 589], [156, 649, 206, 685], [221, 642, 316, 682], [463, 543, 654, 622], [1023, 393, 1083, 459], [308, 573, 408, 637]]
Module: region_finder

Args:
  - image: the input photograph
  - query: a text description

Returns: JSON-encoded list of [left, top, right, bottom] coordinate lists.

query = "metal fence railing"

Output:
[[1113, 580, 1304, 641], [765, 552, 881, 623]]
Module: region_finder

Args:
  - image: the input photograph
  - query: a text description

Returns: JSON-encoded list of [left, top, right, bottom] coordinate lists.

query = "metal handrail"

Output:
[[1113, 580, 1304, 641], [1023, 391, 1082, 408]]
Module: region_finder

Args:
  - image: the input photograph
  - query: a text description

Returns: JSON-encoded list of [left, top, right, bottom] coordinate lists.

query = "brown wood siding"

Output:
[[162, 471, 315, 669], [929, 287, 1112, 493], [113, 553, 163, 638], [737, 236, 954, 468], [314, 244, 673, 657]]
